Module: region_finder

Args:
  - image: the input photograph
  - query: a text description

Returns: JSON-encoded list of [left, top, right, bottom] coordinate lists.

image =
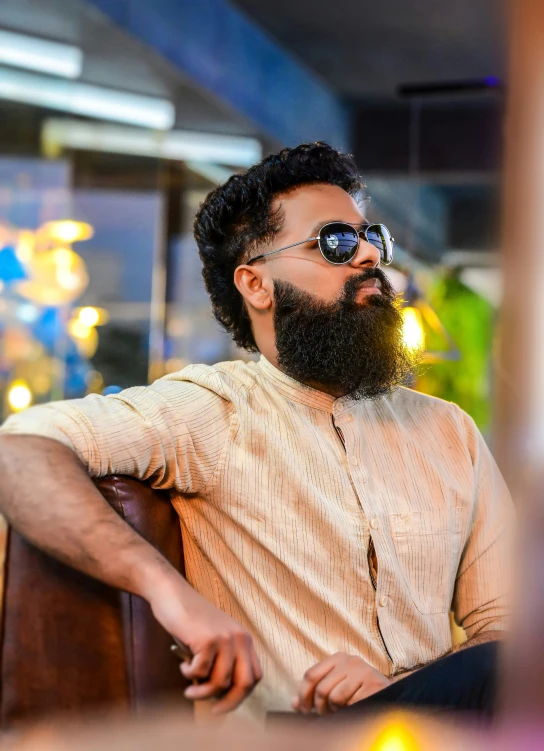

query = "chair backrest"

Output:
[[0, 475, 191, 727]]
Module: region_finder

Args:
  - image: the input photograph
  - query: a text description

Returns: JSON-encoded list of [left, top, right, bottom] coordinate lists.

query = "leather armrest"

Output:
[[0, 475, 190, 727], [94, 476, 189, 708]]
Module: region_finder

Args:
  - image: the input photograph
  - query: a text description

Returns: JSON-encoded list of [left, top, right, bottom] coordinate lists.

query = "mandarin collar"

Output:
[[257, 355, 355, 414]]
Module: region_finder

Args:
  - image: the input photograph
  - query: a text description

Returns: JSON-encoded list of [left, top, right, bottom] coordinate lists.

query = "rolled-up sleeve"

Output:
[[452, 409, 515, 639], [0, 377, 233, 494]]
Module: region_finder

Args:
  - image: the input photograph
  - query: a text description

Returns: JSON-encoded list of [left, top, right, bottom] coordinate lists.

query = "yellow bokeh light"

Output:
[[40, 220, 94, 244], [53, 247, 84, 290], [7, 381, 32, 412], [57, 268, 81, 290], [402, 306, 425, 352], [16, 230, 35, 263], [368, 718, 421, 751], [69, 319, 99, 358], [53, 247, 75, 267], [69, 319, 93, 340], [17, 248, 89, 305], [74, 326, 99, 358], [78, 307, 100, 327]]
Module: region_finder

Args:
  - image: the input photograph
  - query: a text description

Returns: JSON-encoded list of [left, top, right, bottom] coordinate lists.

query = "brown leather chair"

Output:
[[0, 476, 192, 727]]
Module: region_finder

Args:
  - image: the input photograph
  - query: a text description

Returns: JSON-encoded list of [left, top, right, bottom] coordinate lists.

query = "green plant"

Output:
[[416, 273, 494, 432]]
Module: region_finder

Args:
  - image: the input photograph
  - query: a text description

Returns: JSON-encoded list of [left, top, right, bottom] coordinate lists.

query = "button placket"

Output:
[[337, 414, 373, 518], [337, 413, 392, 664], [334, 409, 388, 654]]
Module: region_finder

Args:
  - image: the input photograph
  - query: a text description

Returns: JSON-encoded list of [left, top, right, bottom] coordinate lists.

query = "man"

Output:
[[0, 143, 512, 723]]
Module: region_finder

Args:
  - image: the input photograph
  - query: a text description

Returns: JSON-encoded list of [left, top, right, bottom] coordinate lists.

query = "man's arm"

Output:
[[393, 411, 514, 685], [0, 383, 262, 713], [452, 409, 515, 642], [0, 435, 173, 593]]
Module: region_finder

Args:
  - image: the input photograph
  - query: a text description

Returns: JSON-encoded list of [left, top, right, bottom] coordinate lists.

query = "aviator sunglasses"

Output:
[[247, 221, 394, 266]]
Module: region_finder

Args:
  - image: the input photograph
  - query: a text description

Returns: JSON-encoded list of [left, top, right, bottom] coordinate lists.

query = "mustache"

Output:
[[272, 268, 397, 316], [341, 267, 396, 303]]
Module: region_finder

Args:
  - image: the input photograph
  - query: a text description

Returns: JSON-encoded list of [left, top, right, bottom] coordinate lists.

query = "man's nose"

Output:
[[349, 236, 380, 269]]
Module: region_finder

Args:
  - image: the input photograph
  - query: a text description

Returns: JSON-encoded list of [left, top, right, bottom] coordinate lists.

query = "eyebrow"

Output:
[[308, 218, 368, 237]]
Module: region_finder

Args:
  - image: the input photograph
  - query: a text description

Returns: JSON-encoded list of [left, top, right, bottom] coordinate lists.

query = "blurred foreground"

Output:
[[0, 707, 512, 751]]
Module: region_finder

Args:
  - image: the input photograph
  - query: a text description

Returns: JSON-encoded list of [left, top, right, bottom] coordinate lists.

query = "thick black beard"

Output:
[[273, 268, 415, 400]]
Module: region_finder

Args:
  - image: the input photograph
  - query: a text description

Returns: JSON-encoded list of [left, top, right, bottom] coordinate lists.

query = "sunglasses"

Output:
[[247, 221, 394, 266]]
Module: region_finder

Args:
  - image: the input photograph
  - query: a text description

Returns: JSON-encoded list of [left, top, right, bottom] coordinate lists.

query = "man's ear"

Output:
[[234, 265, 273, 312]]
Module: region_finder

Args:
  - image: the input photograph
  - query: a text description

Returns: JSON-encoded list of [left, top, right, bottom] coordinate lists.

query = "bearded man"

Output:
[[0, 143, 512, 723]]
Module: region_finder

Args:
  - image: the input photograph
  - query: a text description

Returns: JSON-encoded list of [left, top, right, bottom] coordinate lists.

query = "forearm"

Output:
[[0, 434, 179, 600], [0, 434, 262, 712]]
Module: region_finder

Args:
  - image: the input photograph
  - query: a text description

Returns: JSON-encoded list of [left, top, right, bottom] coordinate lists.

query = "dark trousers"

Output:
[[269, 642, 499, 726], [338, 641, 499, 721]]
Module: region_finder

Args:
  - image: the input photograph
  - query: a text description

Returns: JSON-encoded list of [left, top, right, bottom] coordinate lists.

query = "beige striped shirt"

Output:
[[1, 356, 513, 720]]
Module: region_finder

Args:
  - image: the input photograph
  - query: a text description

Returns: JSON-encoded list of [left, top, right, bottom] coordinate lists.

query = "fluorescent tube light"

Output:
[[0, 67, 175, 129], [0, 29, 82, 79], [43, 119, 262, 167]]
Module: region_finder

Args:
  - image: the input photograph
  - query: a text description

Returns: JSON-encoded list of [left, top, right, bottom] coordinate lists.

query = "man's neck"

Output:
[[260, 349, 345, 399]]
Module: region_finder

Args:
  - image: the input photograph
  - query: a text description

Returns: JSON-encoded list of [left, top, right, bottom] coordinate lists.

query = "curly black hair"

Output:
[[194, 142, 365, 351]]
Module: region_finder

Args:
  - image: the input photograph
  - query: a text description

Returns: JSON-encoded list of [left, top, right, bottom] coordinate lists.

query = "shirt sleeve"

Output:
[[0, 376, 234, 494], [452, 407, 515, 639]]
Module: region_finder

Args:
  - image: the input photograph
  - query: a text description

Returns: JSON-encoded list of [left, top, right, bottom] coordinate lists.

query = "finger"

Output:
[[250, 645, 263, 684], [184, 641, 235, 700], [313, 670, 347, 716], [297, 657, 337, 714], [347, 682, 382, 705], [181, 645, 217, 682], [212, 652, 256, 714], [328, 675, 365, 713]]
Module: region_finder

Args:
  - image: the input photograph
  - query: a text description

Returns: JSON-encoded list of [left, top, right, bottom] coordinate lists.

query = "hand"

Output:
[[148, 572, 262, 714], [293, 652, 390, 716]]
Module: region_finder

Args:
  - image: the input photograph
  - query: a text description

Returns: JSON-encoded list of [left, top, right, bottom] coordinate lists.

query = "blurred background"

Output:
[[0, 0, 505, 437]]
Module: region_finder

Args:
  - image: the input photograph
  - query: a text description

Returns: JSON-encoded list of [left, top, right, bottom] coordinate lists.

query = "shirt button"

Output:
[[379, 595, 389, 608], [350, 456, 358, 467], [370, 518, 379, 530]]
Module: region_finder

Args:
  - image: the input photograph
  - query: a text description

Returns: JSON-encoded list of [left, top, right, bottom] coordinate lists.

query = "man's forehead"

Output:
[[273, 184, 365, 232]]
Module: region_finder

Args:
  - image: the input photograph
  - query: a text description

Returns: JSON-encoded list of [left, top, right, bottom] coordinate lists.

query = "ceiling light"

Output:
[[0, 29, 82, 79], [0, 68, 175, 129], [42, 119, 261, 167], [39, 220, 94, 244]]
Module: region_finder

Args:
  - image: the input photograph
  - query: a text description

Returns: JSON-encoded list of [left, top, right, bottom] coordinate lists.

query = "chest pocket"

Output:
[[389, 507, 464, 615]]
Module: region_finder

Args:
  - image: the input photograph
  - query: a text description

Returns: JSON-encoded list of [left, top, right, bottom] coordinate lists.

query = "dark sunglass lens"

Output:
[[319, 223, 359, 264], [365, 224, 393, 265]]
